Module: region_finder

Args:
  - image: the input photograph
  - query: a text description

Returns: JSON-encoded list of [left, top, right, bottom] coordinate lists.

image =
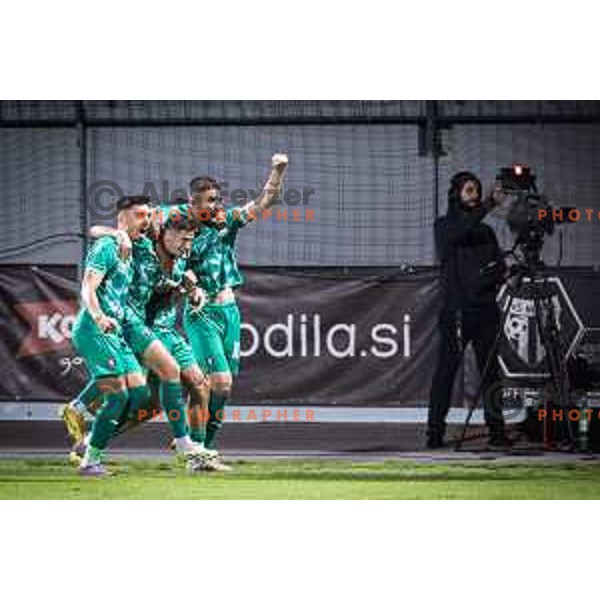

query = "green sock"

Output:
[[89, 386, 129, 450], [113, 385, 151, 437], [204, 392, 228, 450], [160, 381, 188, 439], [126, 385, 152, 422], [188, 398, 207, 444], [189, 418, 206, 444], [72, 379, 100, 417]]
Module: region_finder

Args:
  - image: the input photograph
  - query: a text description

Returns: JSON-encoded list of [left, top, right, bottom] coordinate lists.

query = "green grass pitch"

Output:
[[2, 458, 600, 499]]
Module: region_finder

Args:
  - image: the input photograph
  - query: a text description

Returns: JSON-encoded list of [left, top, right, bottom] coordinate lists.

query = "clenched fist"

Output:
[[188, 287, 207, 312], [182, 270, 198, 291], [94, 313, 118, 333], [272, 153, 289, 171]]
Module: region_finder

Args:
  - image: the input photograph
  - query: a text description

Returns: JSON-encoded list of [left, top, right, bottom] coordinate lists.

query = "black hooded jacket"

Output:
[[435, 173, 505, 311]]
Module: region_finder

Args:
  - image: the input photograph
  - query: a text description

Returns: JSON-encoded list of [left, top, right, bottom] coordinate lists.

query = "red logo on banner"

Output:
[[13, 301, 78, 358]]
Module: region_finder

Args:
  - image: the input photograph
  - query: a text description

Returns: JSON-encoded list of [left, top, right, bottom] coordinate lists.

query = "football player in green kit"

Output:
[[65, 208, 214, 472], [70, 195, 151, 476], [76, 153, 290, 471], [106, 217, 222, 469], [181, 153, 289, 469]]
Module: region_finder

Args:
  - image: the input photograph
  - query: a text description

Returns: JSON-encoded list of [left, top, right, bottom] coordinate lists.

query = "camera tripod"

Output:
[[455, 257, 575, 452]]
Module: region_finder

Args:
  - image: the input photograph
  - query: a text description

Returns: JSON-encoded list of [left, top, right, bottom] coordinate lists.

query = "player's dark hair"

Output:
[[448, 171, 482, 214], [189, 176, 221, 195], [116, 195, 151, 212], [164, 216, 198, 233]]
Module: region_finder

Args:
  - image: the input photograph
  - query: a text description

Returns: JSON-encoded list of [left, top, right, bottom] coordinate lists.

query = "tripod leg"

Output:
[[532, 294, 574, 448]]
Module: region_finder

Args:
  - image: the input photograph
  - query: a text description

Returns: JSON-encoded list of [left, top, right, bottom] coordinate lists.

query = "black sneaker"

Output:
[[486, 434, 512, 452], [426, 434, 446, 449]]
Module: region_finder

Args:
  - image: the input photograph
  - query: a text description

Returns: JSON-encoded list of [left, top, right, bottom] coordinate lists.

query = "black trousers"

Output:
[[427, 305, 505, 438]]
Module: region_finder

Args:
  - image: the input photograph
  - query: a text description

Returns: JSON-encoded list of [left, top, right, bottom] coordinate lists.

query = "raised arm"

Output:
[[251, 153, 289, 214], [436, 186, 505, 251], [441, 201, 491, 245]]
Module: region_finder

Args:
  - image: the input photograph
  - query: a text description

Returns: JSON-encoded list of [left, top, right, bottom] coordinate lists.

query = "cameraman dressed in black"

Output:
[[426, 172, 508, 449]]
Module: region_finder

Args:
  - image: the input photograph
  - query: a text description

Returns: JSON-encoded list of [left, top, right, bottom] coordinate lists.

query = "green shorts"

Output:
[[183, 301, 241, 376], [153, 327, 197, 372], [123, 311, 157, 358], [72, 310, 142, 378]]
